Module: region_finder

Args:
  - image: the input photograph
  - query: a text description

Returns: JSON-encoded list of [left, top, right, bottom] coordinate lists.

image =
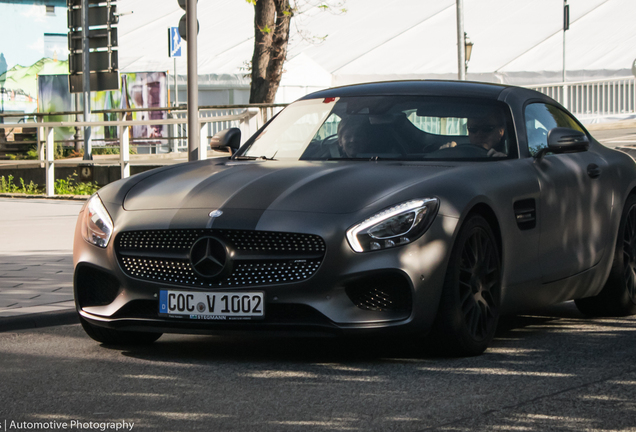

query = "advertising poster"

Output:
[[37, 72, 168, 147]]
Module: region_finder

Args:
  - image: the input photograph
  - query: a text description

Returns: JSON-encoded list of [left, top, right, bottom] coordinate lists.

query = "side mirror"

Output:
[[547, 127, 589, 152], [210, 128, 241, 155], [535, 127, 589, 160]]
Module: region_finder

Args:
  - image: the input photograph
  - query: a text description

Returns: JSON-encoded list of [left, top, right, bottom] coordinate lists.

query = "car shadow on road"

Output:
[[112, 300, 636, 365]]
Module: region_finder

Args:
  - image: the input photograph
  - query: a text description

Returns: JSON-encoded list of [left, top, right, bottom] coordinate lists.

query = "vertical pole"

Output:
[[456, 0, 466, 81], [562, 0, 569, 109], [633, 77, 635, 114], [119, 112, 130, 179], [37, 116, 44, 163], [186, 0, 202, 161], [45, 127, 54, 196], [74, 93, 81, 151], [174, 57, 179, 106], [81, 0, 92, 160]]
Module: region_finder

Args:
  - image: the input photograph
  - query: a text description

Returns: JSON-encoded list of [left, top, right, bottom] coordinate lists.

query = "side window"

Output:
[[313, 113, 340, 140], [524, 103, 584, 156]]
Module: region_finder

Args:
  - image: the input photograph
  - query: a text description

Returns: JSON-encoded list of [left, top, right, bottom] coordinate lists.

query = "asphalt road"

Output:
[[590, 127, 636, 149], [1, 302, 635, 432]]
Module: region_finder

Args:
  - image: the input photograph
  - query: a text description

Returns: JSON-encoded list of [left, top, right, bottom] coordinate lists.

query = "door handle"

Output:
[[587, 163, 601, 178]]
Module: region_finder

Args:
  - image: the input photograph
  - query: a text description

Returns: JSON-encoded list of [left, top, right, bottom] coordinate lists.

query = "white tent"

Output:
[[118, 0, 635, 103]]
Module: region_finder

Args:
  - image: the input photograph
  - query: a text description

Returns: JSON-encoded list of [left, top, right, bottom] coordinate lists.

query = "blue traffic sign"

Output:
[[169, 27, 182, 57]]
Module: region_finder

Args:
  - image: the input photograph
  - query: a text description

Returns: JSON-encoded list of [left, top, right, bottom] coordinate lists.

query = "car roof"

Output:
[[301, 80, 510, 100]]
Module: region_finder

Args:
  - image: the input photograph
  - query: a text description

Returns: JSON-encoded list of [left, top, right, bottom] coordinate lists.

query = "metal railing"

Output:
[[527, 76, 636, 123], [0, 104, 285, 196]]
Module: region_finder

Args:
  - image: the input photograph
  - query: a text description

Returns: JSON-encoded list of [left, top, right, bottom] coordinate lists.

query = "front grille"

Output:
[[116, 229, 326, 288], [119, 230, 325, 253]]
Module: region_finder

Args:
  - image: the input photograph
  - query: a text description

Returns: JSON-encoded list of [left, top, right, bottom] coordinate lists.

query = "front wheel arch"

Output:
[[429, 213, 503, 356], [460, 203, 502, 264]]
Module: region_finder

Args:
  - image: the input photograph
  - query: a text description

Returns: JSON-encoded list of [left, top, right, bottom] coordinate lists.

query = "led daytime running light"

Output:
[[347, 198, 437, 253]]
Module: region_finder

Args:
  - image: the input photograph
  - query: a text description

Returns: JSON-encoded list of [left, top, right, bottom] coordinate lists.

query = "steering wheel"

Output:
[[319, 133, 338, 145], [431, 144, 490, 158], [455, 143, 490, 156], [319, 133, 341, 158]]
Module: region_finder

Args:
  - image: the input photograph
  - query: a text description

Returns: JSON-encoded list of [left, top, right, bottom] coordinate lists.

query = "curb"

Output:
[[0, 193, 89, 201], [0, 309, 79, 332]]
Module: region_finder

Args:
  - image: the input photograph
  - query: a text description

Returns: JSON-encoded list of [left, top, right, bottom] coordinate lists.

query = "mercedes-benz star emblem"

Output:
[[189, 236, 231, 279]]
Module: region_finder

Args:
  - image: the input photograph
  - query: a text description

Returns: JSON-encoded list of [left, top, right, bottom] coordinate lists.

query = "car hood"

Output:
[[123, 160, 456, 214]]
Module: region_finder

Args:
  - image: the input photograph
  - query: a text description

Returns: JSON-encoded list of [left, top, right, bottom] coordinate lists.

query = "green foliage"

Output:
[[0, 174, 99, 196], [54, 174, 100, 195], [244, 0, 256, 4], [26, 148, 39, 159], [0, 175, 41, 194], [5, 144, 38, 160], [260, 24, 272, 34]]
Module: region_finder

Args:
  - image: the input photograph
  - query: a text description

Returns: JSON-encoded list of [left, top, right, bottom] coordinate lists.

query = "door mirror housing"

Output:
[[210, 128, 241, 155], [547, 127, 589, 153], [535, 127, 589, 160]]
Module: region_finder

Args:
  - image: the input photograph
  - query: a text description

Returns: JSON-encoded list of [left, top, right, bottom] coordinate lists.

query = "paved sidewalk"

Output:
[[0, 198, 84, 330], [0, 254, 74, 315]]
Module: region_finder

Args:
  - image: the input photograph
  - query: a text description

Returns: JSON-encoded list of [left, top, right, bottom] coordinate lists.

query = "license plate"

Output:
[[159, 290, 264, 320]]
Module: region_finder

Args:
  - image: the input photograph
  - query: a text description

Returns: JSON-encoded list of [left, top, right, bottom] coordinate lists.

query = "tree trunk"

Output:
[[249, 0, 292, 103]]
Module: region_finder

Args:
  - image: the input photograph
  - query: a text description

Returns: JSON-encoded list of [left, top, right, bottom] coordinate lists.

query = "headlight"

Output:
[[80, 194, 113, 248], [346, 198, 439, 253]]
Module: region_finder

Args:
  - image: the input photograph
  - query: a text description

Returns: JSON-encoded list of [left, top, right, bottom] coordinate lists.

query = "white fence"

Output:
[[527, 76, 636, 123], [0, 105, 283, 196]]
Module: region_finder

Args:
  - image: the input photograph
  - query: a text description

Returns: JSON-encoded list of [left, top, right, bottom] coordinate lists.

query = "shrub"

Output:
[[0, 174, 99, 195], [0, 175, 41, 194]]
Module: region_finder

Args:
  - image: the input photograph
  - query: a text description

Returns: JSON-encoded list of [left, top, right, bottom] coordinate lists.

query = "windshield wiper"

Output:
[[325, 156, 393, 161], [234, 155, 277, 161]]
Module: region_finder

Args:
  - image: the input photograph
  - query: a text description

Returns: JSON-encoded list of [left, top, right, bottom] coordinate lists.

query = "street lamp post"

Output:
[[464, 32, 473, 75], [456, 0, 466, 80]]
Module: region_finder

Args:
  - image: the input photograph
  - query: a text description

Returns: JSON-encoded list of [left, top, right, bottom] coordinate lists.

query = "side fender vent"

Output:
[[513, 199, 536, 230]]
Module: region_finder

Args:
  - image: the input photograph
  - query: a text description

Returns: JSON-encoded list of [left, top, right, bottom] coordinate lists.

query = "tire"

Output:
[[430, 214, 502, 356], [80, 316, 162, 345], [575, 195, 636, 317]]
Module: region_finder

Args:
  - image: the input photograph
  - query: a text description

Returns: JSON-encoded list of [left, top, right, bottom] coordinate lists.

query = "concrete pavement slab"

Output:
[[0, 198, 82, 331]]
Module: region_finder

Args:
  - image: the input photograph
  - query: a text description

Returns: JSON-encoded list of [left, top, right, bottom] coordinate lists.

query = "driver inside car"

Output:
[[440, 110, 507, 157], [337, 117, 373, 157]]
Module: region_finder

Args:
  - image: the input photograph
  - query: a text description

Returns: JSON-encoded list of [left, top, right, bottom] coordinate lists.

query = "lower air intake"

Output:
[[345, 273, 412, 312], [75, 264, 120, 307]]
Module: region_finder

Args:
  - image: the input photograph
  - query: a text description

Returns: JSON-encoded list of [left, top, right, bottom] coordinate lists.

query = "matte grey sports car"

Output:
[[74, 80, 636, 356]]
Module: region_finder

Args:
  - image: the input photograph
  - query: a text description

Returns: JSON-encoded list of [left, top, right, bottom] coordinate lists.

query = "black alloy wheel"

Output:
[[622, 204, 636, 304], [576, 195, 636, 316], [458, 224, 500, 341], [431, 214, 501, 356]]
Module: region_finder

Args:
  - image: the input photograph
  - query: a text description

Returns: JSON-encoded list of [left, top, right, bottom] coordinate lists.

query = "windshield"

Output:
[[239, 96, 517, 161]]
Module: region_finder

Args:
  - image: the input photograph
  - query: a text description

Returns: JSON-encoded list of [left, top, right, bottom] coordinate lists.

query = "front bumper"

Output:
[[74, 206, 458, 336]]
